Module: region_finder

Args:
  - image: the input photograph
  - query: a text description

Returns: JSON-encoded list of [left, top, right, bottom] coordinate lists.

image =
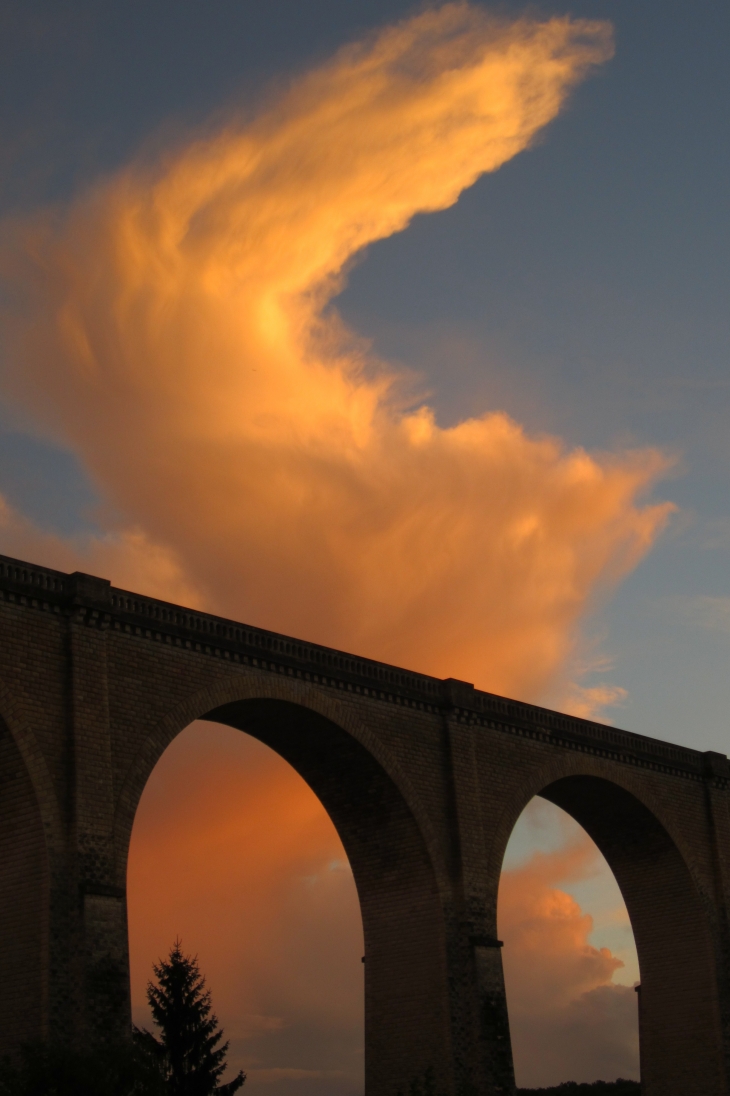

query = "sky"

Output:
[[0, 0, 727, 1090]]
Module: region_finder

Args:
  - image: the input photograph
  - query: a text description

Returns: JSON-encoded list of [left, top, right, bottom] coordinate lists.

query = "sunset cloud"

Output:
[[0, 491, 202, 607], [0, 3, 668, 706], [499, 832, 639, 1086]]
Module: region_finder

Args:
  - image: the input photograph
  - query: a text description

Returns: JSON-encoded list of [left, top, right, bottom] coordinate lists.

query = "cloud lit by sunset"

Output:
[[499, 831, 638, 1086], [0, 2, 669, 707]]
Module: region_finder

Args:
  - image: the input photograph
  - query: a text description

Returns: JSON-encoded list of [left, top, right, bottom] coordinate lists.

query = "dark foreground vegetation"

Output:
[[0, 1041, 163, 1096], [399, 1067, 639, 1096], [518, 1082, 640, 1095], [0, 942, 244, 1096]]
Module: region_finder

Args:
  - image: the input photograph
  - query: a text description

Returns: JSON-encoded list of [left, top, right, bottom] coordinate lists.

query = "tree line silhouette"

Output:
[[517, 1084, 639, 1095]]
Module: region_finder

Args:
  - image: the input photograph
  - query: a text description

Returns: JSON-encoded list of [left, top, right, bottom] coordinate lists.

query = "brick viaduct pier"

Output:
[[0, 553, 729, 1094]]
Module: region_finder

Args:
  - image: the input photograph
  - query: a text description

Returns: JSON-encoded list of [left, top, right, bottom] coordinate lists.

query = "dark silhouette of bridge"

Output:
[[0, 553, 728, 1095]]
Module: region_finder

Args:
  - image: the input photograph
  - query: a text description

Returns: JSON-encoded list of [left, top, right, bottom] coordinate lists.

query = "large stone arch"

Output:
[[116, 674, 455, 1096], [114, 674, 449, 893], [491, 755, 726, 1095]]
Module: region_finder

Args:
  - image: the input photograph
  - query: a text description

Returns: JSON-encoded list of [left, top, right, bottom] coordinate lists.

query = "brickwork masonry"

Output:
[[0, 553, 729, 1095]]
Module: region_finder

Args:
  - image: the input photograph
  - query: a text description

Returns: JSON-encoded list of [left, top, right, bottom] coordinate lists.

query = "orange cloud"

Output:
[[0, 492, 202, 607], [498, 833, 639, 1086], [499, 836, 623, 1011], [0, 3, 666, 708]]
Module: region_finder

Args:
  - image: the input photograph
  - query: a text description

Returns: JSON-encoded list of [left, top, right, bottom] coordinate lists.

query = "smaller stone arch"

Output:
[[542, 774, 725, 1096], [493, 759, 726, 1096], [117, 674, 456, 1096]]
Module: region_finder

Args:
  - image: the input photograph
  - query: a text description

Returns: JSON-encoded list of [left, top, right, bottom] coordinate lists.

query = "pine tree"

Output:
[[134, 940, 245, 1096]]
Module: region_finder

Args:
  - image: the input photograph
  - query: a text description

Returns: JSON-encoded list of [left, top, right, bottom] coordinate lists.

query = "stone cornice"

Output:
[[0, 552, 725, 787]]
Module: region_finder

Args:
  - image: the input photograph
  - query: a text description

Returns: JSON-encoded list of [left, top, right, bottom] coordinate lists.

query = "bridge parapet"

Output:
[[0, 551, 720, 787]]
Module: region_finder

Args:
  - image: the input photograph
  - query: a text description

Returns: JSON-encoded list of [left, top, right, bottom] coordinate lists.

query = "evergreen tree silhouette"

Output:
[[134, 939, 245, 1096]]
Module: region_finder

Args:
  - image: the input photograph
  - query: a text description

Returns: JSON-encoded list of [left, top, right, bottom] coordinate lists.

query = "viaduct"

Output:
[[0, 552, 729, 1094]]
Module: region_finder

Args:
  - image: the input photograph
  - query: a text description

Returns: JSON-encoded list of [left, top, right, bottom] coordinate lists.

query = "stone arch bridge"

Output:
[[0, 553, 729, 1095]]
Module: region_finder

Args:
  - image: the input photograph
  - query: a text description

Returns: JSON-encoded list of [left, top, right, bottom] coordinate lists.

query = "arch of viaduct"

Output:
[[0, 552, 729, 1095]]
